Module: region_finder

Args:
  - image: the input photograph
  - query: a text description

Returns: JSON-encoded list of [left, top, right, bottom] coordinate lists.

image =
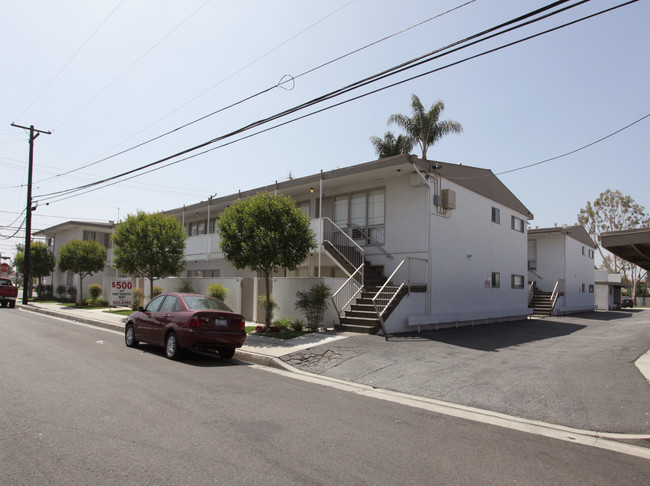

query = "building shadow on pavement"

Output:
[[390, 319, 586, 352]]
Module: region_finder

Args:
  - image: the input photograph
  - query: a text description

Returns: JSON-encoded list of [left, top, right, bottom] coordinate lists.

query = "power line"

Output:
[[37, 0, 637, 205], [35, 0, 472, 185]]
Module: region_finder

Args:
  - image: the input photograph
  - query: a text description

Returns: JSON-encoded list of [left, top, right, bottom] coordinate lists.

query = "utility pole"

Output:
[[11, 123, 51, 305]]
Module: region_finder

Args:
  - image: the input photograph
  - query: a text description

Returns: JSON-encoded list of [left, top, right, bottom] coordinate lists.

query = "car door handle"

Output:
[[164, 314, 171, 318]]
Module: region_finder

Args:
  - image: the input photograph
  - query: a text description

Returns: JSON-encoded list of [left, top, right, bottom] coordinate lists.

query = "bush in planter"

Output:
[[206, 283, 228, 301], [66, 286, 77, 303], [258, 296, 278, 324], [290, 319, 305, 332], [153, 286, 163, 297], [176, 279, 195, 293], [56, 285, 67, 300], [295, 283, 331, 332], [89, 284, 102, 301], [132, 288, 144, 310]]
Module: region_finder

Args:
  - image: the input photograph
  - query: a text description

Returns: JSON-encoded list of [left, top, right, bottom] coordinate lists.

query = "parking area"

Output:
[[282, 309, 650, 434]]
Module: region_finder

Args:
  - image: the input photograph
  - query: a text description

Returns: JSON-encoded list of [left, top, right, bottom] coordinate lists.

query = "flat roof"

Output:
[[600, 227, 650, 271]]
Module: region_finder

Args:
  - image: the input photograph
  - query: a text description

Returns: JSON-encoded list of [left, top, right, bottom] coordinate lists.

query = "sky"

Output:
[[2, 0, 648, 261]]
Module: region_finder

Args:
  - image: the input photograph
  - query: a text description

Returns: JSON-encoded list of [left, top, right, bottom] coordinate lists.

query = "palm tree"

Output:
[[369, 131, 414, 159], [388, 94, 463, 161]]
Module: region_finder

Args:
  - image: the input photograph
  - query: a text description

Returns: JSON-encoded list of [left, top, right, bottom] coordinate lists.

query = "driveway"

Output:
[[282, 309, 650, 434]]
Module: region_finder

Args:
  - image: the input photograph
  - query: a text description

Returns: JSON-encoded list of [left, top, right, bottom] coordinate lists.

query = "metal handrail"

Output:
[[550, 279, 565, 313], [348, 223, 392, 259], [371, 257, 428, 339], [322, 218, 364, 274], [528, 281, 535, 306], [331, 264, 364, 318]]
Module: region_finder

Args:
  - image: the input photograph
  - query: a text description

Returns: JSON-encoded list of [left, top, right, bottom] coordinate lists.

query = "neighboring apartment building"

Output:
[[527, 225, 597, 315], [164, 154, 534, 333], [33, 221, 118, 300]]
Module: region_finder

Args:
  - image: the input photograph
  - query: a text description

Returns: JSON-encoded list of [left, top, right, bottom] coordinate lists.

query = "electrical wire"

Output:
[[446, 113, 650, 181], [36, 0, 473, 184], [36, 0, 637, 204]]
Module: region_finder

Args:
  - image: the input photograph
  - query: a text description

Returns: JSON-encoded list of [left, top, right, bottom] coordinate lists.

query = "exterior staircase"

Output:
[[335, 261, 407, 334], [530, 289, 554, 317]]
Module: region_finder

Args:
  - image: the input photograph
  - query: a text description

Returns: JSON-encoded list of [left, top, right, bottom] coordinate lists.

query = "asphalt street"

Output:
[[2, 310, 649, 485], [282, 310, 650, 434]]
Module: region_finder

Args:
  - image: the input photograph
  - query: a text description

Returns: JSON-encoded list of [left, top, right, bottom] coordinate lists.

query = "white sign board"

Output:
[[109, 278, 134, 307]]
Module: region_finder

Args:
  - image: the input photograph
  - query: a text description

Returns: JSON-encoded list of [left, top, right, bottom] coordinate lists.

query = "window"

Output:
[[188, 221, 206, 236], [297, 201, 310, 219], [581, 283, 586, 293], [491, 207, 500, 224], [588, 249, 594, 259], [333, 189, 385, 245], [83, 230, 111, 248], [582, 246, 585, 255], [491, 272, 500, 288], [511, 275, 525, 289], [511, 216, 525, 233], [589, 285, 594, 293]]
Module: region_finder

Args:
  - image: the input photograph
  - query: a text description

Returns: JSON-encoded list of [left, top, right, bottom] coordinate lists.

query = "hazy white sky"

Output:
[[2, 0, 648, 260]]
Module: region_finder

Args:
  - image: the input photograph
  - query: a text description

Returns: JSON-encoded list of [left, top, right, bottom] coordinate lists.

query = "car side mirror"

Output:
[[138, 306, 145, 312]]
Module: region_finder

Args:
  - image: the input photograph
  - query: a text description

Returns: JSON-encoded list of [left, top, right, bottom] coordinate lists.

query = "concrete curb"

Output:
[[20, 304, 125, 333]]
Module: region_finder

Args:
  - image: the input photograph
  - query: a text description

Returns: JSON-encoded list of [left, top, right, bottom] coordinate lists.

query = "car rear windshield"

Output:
[[183, 295, 233, 312]]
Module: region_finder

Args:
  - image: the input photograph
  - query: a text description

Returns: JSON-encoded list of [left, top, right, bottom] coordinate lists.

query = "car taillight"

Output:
[[187, 316, 200, 328], [233, 318, 245, 330]]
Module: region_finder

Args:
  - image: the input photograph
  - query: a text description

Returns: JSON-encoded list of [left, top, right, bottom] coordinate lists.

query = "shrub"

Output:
[[89, 284, 102, 300], [36, 284, 53, 299], [176, 279, 195, 293], [295, 283, 331, 331], [290, 319, 305, 332], [56, 285, 67, 299], [153, 286, 163, 297], [66, 286, 77, 303], [132, 288, 144, 310], [273, 317, 292, 330], [206, 283, 228, 301]]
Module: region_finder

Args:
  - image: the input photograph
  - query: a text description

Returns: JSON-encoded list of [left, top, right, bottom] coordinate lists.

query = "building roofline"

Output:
[[33, 220, 114, 237], [528, 225, 597, 248]]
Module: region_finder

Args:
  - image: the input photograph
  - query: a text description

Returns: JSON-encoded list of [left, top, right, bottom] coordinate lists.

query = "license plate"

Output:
[[214, 318, 228, 327]]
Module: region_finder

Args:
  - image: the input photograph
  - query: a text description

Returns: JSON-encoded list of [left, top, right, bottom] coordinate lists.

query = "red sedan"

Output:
[[125, 293, 246, 360]]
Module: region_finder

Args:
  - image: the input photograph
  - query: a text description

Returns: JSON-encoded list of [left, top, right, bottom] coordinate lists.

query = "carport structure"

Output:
[[600, 227, 650, 271]]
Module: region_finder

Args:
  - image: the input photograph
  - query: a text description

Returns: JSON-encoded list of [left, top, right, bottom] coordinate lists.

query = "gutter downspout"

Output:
[[319, 170, 323, 278]]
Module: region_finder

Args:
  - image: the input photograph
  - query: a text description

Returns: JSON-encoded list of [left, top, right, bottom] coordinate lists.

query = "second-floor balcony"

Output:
[[185, 218, 323, 260]]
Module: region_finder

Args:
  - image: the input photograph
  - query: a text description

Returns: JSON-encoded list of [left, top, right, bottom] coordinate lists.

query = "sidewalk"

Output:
[[18, 301, 350, 368]]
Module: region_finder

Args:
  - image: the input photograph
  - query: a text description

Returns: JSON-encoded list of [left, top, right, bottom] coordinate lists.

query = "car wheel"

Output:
[[0, 301, 6, 308], [218, 347, 236, 359], [125, 323, 139, 348], [165, 332, 180, 360], [8, 300, 15, 309]]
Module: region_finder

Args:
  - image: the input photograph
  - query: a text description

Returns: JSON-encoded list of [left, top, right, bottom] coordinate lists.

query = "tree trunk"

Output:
[[264, 270, 271, 330], [78, 274, 84, 304]]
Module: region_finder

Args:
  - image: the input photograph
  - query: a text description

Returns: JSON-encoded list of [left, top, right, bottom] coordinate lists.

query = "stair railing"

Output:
[[372, 257, 428, 339], [331, 264, 364, 318], [528, 281, 535, 306], [550, 279, 565, 313], [348, 223, 393, 259], [322, 218, 364, 273]]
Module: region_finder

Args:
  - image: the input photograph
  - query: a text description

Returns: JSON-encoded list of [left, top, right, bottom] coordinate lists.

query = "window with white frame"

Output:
[[491, 272, 500, 288], [83, 230, 110, 248], [511, 216, 525, 233], [297, 201, 310, 219], [188, 221, 206, 236]]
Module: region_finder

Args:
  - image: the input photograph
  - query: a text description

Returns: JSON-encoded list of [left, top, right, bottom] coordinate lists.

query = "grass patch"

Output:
[[105, 309, 134, 316]]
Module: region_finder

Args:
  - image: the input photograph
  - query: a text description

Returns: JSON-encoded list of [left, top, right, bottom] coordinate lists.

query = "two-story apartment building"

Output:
[[163, 154, 534, 333], [33, 221, 118, 300], [527, 225, 597, 315]]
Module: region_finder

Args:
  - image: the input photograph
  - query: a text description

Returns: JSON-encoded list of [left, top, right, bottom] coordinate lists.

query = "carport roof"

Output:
[[600, 227, 650, 271]]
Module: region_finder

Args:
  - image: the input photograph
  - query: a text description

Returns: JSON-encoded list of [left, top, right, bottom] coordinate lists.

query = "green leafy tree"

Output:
[[14, 241, 56, 291], [388, 94, 463, 161], [57, 240, 106, 303], [217, 192, 315, 330], [577, 189, 650, 300], [112, 211, 187, 300], [369, 131, 413, 159]]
